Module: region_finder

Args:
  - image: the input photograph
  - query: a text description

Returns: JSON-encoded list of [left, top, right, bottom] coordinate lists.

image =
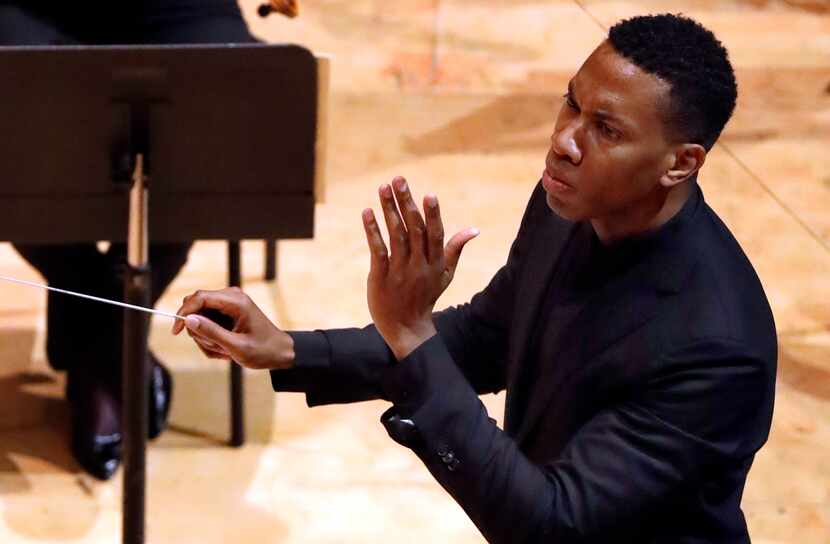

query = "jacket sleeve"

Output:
[[270, 181, 550, 403], [378, 334, 775, 543]]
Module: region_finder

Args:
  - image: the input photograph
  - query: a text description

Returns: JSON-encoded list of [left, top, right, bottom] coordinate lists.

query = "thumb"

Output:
[[444, 227, 479, 274], [185, 315, 240, 352]]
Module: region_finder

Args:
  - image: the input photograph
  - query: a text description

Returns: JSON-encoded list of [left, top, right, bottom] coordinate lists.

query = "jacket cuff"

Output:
[[287, 330, 331, 370], [269, 330, 330, 392], [379, 334, 470, 414]]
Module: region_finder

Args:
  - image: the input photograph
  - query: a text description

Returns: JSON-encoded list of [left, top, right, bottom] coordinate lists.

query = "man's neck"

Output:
[[591, 181, 695, 245]]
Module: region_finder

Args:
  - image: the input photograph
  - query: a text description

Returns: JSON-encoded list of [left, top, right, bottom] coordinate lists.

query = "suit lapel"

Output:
[[510, 226, 699, 444], [513, 272, 662, 443], [504, 212, 577, 434]]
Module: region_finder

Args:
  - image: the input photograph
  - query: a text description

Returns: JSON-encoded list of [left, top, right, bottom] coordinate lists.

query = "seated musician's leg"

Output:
[[14, 241, 125, 480], [12, 243, 110, 371], [16, 237, 193, 477]]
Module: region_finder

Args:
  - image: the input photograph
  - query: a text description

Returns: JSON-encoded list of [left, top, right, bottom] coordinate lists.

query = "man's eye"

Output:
[[598, 122, 618, 139], [563, 93, 577, 110]]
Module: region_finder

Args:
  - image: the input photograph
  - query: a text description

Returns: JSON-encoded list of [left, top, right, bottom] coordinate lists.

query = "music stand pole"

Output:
[[122, 147, 151, 543]]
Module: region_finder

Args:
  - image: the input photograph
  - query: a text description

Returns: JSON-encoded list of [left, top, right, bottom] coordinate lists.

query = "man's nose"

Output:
[[550, 122, 582, 165]]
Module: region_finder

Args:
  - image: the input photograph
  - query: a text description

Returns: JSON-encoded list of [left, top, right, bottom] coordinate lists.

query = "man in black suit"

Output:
[[174, 14, 777, 543]]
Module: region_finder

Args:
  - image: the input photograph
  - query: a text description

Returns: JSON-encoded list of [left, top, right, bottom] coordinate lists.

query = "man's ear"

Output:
[[660, 144, 706, 188]]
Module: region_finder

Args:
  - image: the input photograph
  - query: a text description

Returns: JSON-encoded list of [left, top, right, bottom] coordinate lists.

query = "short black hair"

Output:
[[608, 13, 737, 150]]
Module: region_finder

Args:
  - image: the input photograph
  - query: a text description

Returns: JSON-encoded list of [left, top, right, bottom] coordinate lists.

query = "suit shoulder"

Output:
[[663, 203, 776, 357]]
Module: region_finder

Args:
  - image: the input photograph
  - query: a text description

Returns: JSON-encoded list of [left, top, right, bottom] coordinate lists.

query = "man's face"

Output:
[[543, 41, 677, 223]]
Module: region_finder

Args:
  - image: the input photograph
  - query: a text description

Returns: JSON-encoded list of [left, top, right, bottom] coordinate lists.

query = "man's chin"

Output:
[[545, 193, 582, 221]]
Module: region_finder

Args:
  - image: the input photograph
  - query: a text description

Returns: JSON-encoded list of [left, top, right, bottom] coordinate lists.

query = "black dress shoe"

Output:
[[71, 429, 122, 481], [66, 373, 122, 481], [148, 355, 173, 440]]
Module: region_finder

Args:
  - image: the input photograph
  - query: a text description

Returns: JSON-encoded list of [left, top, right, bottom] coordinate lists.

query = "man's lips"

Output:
[[542, 168, 574, 193]]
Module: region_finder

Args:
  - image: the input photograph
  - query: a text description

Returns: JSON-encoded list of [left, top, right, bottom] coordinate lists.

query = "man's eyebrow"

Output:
[[567, 80, 577, 105], [567, 80, 631, 130], [594, 108, 627, 128]]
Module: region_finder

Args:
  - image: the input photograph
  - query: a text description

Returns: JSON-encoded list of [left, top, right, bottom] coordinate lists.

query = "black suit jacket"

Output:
[[271, 181, 777, 543]]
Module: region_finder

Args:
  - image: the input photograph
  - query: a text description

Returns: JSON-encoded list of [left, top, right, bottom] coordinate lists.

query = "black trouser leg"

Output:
[[13, 243, 112, 371]]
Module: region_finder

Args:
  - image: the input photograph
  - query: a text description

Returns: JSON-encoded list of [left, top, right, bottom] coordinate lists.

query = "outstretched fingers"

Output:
[[443, 228, 480, 281], [392, 177, 427, 263], [362, 208, 389, 276], [378, 182, 409, 264], [423, 193, 444, 265]]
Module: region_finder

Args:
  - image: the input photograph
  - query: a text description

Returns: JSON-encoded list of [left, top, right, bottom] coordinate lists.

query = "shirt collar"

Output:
[[585, 183, 703, 293]]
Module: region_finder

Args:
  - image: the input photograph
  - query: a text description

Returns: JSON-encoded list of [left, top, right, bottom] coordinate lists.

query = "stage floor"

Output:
[[1, 1, 828, 542]]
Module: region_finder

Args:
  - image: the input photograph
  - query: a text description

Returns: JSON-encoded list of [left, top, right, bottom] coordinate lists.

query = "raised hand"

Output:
[[362, 176, 478, 360]]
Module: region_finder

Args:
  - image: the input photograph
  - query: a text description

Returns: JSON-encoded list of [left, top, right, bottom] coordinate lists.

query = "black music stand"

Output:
[[0, 44, 325, 544]]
